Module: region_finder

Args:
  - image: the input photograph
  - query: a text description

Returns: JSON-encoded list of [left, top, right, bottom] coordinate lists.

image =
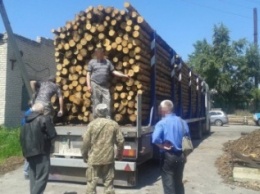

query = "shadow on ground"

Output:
[[192, 131, 214, 149]]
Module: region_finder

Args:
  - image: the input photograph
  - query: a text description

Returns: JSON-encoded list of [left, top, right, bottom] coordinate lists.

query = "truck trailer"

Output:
[[49, 85, 210, 187], [49, 32, 210, 187], [0, 1, 210, 187]]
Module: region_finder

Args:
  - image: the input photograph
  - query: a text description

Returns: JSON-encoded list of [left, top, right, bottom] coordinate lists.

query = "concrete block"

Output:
[[233, 166, 260, 182]]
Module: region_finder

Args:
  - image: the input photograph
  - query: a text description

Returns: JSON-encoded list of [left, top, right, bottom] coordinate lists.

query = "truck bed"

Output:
[[54, 125, 153, 138]]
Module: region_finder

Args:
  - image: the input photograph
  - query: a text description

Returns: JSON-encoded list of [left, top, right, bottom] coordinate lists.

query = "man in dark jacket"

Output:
[[20, 103, 57, 194]]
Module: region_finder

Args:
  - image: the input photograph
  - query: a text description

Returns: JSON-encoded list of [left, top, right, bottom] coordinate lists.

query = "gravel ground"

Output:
[[0, 125, 259, 194]]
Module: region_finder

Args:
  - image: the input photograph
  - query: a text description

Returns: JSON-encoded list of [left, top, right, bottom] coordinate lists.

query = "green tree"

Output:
[[245, 44, 260, 111], [189, 24, 252, 112], [250, 88, 260, 112]]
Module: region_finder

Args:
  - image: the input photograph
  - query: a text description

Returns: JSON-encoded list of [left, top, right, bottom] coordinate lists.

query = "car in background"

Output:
[[253, 113, 260, 125], [209, 109, 228, 126]]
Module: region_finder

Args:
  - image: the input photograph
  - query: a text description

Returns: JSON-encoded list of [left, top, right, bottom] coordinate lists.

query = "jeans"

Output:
[[161, 152, 185, 194], [23, 160, 29, 176]]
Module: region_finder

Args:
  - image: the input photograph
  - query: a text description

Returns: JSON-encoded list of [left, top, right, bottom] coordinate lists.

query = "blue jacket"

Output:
[[152, 113, 190, 152]]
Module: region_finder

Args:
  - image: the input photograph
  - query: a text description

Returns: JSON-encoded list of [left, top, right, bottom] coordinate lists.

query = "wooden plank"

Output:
[[233, 166, 260, 182]]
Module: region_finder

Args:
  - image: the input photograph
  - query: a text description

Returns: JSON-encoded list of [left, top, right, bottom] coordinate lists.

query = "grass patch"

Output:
[[0, 126, 22, 164]]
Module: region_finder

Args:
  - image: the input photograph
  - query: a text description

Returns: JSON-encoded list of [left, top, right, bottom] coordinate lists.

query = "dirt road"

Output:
[[0, 125, 259, 194]]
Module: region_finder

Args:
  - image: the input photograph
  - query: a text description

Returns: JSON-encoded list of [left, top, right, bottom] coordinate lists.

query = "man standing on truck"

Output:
[[86, 47, 129, 117], [30, 75, 64, 117], [81, 103, 124, 194], [152, 100, 190, 194]]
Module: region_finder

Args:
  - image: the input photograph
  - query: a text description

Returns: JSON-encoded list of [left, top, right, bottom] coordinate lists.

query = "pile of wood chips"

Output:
[[216, 129, 260, 191], [229, 129, 260, 161]]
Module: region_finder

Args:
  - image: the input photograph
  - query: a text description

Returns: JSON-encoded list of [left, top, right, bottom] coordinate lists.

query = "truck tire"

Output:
[[204, 120, 211, 135], [194, 122, 203, 140], [215, 119, 223, 126]]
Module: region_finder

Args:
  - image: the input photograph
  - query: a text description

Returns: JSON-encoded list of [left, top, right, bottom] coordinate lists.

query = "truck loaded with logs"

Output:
[[47, 2, 211, 187]]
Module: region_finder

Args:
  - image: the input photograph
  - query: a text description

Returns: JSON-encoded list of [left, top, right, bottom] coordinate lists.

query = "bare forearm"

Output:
[[156, 144, 173, 151], [113, 70, 128, 78], [59, 96, 64, 111], [30, 80, 37, 92], [86, 73, 91, 86]]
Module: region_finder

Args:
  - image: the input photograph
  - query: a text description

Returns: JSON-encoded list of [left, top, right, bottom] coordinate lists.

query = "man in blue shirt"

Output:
[[152, 100, 190, 194]]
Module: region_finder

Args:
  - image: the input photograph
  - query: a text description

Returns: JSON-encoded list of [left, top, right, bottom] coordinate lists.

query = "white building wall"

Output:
[[0, 37, 8, 125], [1, 33, 56, 127]]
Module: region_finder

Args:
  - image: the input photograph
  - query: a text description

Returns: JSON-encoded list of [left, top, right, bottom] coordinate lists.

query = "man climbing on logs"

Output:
[[86, 47, 129, 118], [30, 75, 64, 118]]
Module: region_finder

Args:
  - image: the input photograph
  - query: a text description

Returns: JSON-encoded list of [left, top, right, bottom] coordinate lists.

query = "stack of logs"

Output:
[[154, 35, 173, 108], [53, 2, 204, 125], [53, 2, 154, 124]]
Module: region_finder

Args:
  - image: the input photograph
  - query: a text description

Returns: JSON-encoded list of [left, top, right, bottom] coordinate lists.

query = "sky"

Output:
[[0, 0, 259, 61]]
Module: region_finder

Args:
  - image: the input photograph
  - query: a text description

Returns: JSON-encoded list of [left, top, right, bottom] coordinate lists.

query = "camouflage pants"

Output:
[[91, 81, 111, 118], [86, 163, 115, 194]]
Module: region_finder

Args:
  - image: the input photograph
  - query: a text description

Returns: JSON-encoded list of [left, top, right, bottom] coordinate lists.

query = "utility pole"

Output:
[[0, 0, 32, 98], [254, 8, 259, 88]]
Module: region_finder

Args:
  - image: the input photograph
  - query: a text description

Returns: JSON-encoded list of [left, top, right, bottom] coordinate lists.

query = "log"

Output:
[[119, 107, 127, 114], [127, 108, 135, 115], [129, 114, 137, 122], [79, 77, 86, 85], [120, 92, 128, 99], [127, 95, 133, 101], [115, 83, 124, 91], [128, 101, 135, 108], [115, 114, 123, 122], [126, 78, 134, 87], [113, 92, 119, 100]]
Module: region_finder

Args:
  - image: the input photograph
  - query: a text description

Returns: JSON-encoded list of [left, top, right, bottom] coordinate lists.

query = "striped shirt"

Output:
[[87, 59, 114, 86]]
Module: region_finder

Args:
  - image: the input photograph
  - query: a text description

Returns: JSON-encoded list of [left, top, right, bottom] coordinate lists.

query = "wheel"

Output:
[[194, 122, 203, 139], [215, 119, 223, 126], [196, 127, 203, 139], [204, 120, 211, 135]]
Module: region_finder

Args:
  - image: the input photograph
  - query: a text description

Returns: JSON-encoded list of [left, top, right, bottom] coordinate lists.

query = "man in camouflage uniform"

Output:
[[81, 104, 124, 194]]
